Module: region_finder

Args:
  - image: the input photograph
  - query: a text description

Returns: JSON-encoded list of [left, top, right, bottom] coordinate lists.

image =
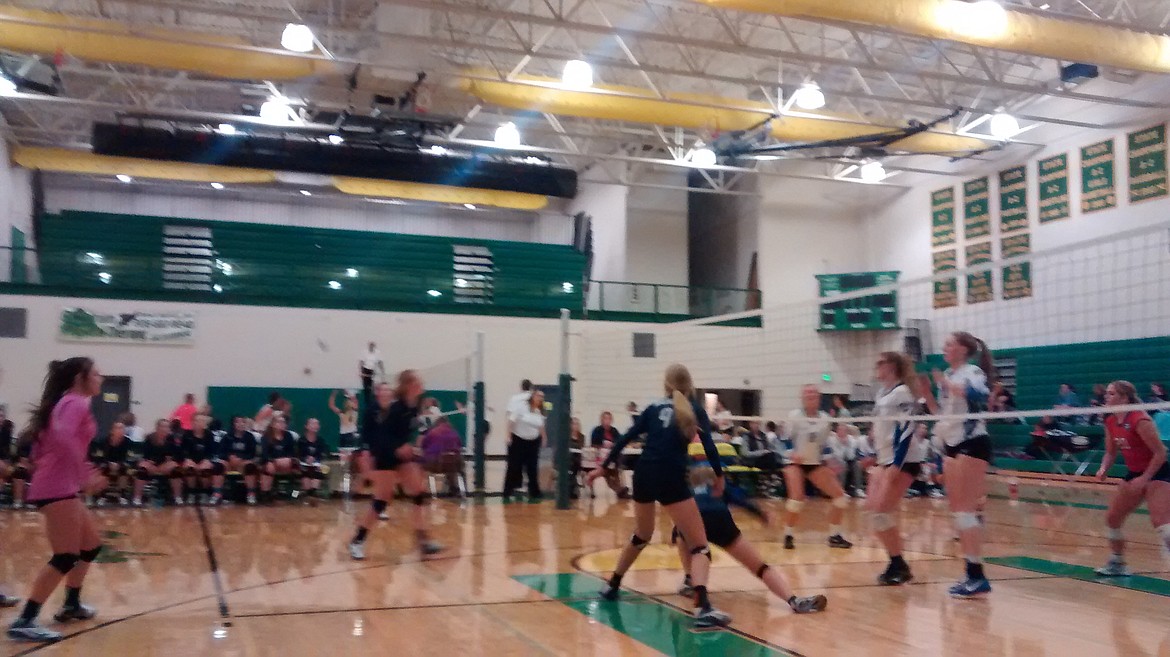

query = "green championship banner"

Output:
[[964, 177, 991, 240], [1001, 233, 1033, 300], [1038, 153, 1070, 223], [999, 165, 1028, 233], [931, 187, 956, 247], [1128, 124, 1168, 204], [932, 249, 958, 309], [965, 241, 993, 304], [1081, 139, 1116, 214]]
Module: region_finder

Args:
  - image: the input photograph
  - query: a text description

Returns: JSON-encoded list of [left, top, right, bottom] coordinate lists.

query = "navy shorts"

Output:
[[944, 435, 992, 463], [1124, 462, 1170, 484], [632, 464, 692, 506]]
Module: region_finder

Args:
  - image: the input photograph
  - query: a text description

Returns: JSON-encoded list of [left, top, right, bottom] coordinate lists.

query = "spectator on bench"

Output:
[[133, 419, 183, 507], [419, 416, 464, 495], [297, 418, 328, 505], [1089, 384, 1108, 425], [225, 415, 261, 505], [259, 415, 298, 503], [87, 421, 132, 506]]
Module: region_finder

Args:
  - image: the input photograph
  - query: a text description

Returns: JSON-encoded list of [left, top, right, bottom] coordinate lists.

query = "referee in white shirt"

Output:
[[503, 380, 543, 499], [360, 342, 384, 404]]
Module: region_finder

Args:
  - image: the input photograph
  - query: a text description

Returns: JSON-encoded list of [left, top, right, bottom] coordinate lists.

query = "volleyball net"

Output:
[[416, 335, 486, 490], [575, 219, 1170, 487]]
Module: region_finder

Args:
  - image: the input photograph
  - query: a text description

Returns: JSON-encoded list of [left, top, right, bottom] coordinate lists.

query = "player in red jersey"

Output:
[[1094, 380, 1170, 576]]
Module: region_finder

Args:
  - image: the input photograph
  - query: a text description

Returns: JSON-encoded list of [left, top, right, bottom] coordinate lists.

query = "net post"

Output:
[[554, 309, 573, 510], [472, 331, 487, 495]]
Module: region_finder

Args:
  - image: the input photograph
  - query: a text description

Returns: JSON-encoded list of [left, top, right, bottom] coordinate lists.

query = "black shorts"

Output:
[[632, 464, 692, 506], [944, 435, 993, 463], [791, 463, 826, 475], [32, 494, 80, 509], [1125, 462, 1170, 484], [338, 432, 361, 450], [673, 509, 742, 549], [892, 462, 923, 478], [372, 449, 405, 471]]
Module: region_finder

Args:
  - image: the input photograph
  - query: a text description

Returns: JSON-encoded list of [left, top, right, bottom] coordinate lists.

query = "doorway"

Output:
[[92, 376, 131, 438]]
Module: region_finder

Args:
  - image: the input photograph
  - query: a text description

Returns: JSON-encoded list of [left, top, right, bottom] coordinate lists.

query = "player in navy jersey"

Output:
[[1, 407, 30, 509], [348, 371, 443, 560], [86, 421, 132, 506], [259, 415, 298, 503], [132, 420, 184, 506], [673, 468, 827, 615], [224, 416, 261, 505], [297, 418, 328, 504], [586, 363, 732, 629], [184, 415, 224, 505]]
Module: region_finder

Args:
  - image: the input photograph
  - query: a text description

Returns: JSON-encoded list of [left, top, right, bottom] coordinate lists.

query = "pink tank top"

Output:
[[28, 393, 96, 501]]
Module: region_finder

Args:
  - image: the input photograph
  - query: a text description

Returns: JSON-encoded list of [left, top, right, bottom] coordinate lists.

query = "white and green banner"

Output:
[[1128, 124, 1168, 204], [59, 308, 195, 344], [1080, 139, 1117, 214]]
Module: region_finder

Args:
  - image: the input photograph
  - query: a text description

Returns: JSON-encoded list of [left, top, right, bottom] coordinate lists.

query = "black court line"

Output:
[[195, 505, 231, 621]]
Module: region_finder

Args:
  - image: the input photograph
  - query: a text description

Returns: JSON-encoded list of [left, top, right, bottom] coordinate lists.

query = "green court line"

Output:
[[986, 556, 1170, 597], [513, 573, 793, 657], [987, 494, 1148, 514]]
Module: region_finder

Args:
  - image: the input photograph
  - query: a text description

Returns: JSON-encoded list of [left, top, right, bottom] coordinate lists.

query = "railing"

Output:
[[585, 280, 760, 319]]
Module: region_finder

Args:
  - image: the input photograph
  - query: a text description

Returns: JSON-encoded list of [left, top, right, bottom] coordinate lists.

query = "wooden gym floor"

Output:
[[0, 484, 1168, 657]]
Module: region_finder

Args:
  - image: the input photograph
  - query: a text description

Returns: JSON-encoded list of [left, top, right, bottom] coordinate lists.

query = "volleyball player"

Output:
[[919, 331, 995, 597], [1093, 380, 1170, 576], [673, 467, 827, 614], [1, 406, 30, 509], [259, 415, 298, 502], [224, 416, 260, 505], [866, 352, 928, 585], [132, 419, 183, 507], [348, 372, 443, 560], [780, 384, 857, 550], [86, 420, 132, 506], [329, 390, 366, 494], [184, 414, 221, 505], [297, 418, 328, 504], [8, 358, 105, 643], [585, 363, 732, 629]]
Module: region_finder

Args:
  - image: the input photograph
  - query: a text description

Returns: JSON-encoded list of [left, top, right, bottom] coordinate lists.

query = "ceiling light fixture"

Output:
[[859, 161, 887, 184], [989, 111, 1020, 139], [299, 189, 312, 196], [328, 134, 344, 145], [463, 203, 477, 210], [346, 268, 359, 278], [427, 289, 442, 298], [792, 82, 826, 110], [217, 123, 237, 135], [98, 272, 112, 284], [428, 145, 448, 155], [116, 174, 132, 183], [212, 284, 224, 293], [691, 147, 718, 168], [562, 60, 594, 89], [210, 182, 225, 190], [280, 23, 315, 53], [494, 122, 521, 148], [0, 75, 16, 96], [941, 0, 1009, 39], [328, 280, 342, 290], [259, 98, 293, 125]]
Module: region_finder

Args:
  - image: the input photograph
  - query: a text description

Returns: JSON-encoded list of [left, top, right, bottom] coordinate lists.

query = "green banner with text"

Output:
[[999, 165, 1028, 233], [965, 241, 993, 304], [1081, 139, 1116, 214], [933, 249, 958, 309], [1128, 124, 1168, 204], [964, 177, 991, 240], [1038, 153, 1070, 223], [931, 187, 956, 248], [1001, 233, 1032, 300]]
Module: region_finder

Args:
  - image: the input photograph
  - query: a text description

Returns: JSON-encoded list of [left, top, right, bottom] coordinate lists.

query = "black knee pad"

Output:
[[136, 467, 152, 481], [49, 553, 80, 574], [12, 466, 29, 480], [755, 563, 770, 579], [372, 499, 388, 513], [170, 467, 187, 479], [690, 545, 712, 561], [243, 462, 259, 476], [412, 493, 430, 506], [211, 461, 226, 476], [310, 466, 327, 481], [630, 533, 651, 548], [99, 463, 113, 476], [80, 544, 104, 563], [670, 527, 681, 545]]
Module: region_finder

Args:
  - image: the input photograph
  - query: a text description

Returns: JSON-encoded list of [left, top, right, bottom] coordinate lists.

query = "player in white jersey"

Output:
[[920, 331, 995, 598], [780, 384, 857, 550], [866, 351, 929, 585]]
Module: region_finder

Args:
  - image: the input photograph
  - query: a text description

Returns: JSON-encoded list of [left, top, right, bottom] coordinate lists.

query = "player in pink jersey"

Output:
[[8, 358, 105, 643], [1094, 380, 1170, 577]]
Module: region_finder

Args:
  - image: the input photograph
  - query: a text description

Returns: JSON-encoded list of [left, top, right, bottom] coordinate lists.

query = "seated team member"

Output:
[[10, 433, 32, 509], [224, 416, 261, 505], [184, 414, 221, 505], [296, 418, 328, 504], [589, 411, 630, 498], [260, 414, 299, 502], [167, 422, 196, 505], [673, 468, 827, 615], [86, 420, 132, 506], [0, 407, 29, 510], [329, 390, 366, 492], [419, 416, 464, 495], [133, 419, 184, 507]]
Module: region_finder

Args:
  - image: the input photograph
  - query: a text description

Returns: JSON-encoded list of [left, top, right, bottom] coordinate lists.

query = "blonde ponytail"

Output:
[[664, 363, 697, 443]]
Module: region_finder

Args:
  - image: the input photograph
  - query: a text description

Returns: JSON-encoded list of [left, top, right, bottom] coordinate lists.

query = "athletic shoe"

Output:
[[208, 493, 222, 507], [419, 540, 444, 557], [693, 606, 731, 629], [349, 541, 366, 560], [53, 604, 97, 622], [173, 496, 184, 506], [928, 488, 945, 499], [0, 594, 19, 608], [617, 487, 631, 499], [118, 497, 130, 507], [678, 581, 696, 598], [783, 535, 795, 549], [789, 595, 827, 614], [95, 497, 107, 508], [877, 564, 914, 586], [132, 498, 144, 508], [1095, 558, 1132, 577], [85, 497, 95, 508], [852, 489, 867, 499], [948, 577, 992, 598], [9, 501, 20, 510], [291, 490, 301, 500], [598, 586, 620, 602], [828, 534, 853, 549], [186, 494, 196, 505], [7, 619, 61, 643], [378, 510, 390, 521], [246, 492, 257, 506]]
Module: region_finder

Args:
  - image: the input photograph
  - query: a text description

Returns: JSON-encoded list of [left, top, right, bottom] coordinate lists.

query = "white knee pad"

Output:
[[954, 511, 981, 531], [1157, 524, 1170, 546], [785, 499, 804, 513], [832, 496, 849, 509], [871, 512, 896, 532], [1107, 527, 1125, 541]]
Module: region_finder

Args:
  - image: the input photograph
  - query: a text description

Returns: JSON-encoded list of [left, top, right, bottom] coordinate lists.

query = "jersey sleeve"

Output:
[[693, 402, 723, 477], [959, 367, 990, 403], [601, 408, 647, 469]]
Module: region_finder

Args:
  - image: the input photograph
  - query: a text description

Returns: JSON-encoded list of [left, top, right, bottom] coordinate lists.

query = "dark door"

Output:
[[91, 376, 131, 438]]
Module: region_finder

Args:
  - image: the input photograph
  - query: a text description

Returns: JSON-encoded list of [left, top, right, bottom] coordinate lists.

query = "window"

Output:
[[633, 332, 656, 358], [162, 225, 214, 291], [453, 245, 494, 304], [0, 307, 27, 338]]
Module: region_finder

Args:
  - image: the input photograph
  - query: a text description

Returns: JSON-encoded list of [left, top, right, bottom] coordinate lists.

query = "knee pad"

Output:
[[49, 552, 80, 574], [243, 462, 259, 476], [211, 461, 226, 476], [832, 496, 849, 509], [79, 544, 103, 563], [785, 499, 804, 513], [954, 511, 981, 531], [372, 499, 388, 514], [100, 463, 113, 476], [136, 468, 152, 481], [412, 493, 430, 506], [630, 533, 650, 549], [12, 466, 28, 480], [871, 512, 896, 532], [1107, 527, 1125, 541], [690, 545, 712, 561], [755, 563, 770, 579]]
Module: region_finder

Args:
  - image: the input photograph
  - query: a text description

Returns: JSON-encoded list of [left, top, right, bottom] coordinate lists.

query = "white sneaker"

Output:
[[694, 606, 731, 629], [378, 510, 390, 521], [186, 494, 196, 505], [119, 497, 130, 507], [8, 619, 61, 643], [1095, 558, 1132, 577], [246, 492, 257, 506], [174, 497, 185, 506], [132, 498, 144, 508], [349, 541, 366, 560], [95, 498, 107, 508]]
